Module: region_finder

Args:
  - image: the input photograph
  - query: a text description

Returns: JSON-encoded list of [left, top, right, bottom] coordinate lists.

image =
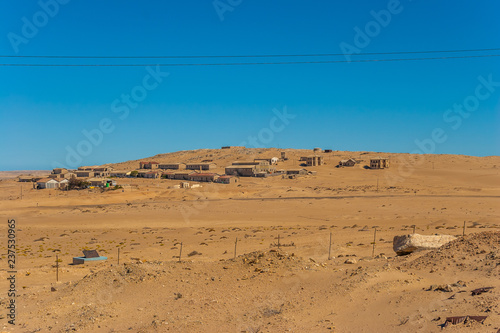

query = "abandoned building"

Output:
[[139, 161, 159, 169], [254, 157, 279, 165], [370, 157, 390, 169], [226, 160, 276, 177], [76, 170, 94, 178], [36, 178, 60, 189], [302, 155, 324, 167], [187, 173, 219, 182], [88, 178, 116, 187], [18, 176, 35, 182], [77, 166, 97, 171], [225, 164, 258, 177], [143, 171, 161, 179], [93, 167, 112, 177], [185, 163, 217, 171], [172, 171, 196, 180], [338, 158, 357, 167], [158, 163, 185, 170], [286, 169, 308, 175], [216, 175, 238, 184], [110, 170, 131, 178], [52, 168, 68, 174]]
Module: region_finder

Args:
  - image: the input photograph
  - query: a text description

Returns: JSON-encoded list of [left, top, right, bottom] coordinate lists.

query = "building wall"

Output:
[[140, 162, 159, 169], [186, 164, 215, 170], [188, 175, 218, 182], [370, 159, 389, 169], [76, 171, 94, 178], [159, 164, 184, 170], [225, 166, 256, 177]]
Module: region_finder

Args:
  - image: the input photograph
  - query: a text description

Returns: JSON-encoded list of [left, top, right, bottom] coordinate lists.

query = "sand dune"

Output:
[[0, 148, 499, 332]]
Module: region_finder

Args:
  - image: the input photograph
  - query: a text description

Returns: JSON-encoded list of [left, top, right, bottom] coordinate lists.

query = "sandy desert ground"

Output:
[[0, 148, 499, 332]]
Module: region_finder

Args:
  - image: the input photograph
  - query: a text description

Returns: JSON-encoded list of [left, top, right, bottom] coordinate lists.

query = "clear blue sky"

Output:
[[1, 0, 499, 170]]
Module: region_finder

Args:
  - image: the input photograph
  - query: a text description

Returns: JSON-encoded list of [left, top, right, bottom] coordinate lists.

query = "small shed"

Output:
[[73, 250, 107, 265]]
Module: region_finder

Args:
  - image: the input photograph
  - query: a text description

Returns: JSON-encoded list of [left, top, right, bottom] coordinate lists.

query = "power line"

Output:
[[0, 54, 499, 66], [0, 47, 499, 59]]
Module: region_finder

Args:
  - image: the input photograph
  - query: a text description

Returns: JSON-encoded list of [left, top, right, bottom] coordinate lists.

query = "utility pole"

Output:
[[179, 242, 183, 262], [234, 237, 238, 259], [372, 228, 377, 258], [328, 232, 332, 260], [56, 254, 59, 282]]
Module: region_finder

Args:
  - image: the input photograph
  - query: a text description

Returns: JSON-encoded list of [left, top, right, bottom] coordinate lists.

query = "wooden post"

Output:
[[328, 232, 332, 260], [20, 186, 23, 200], [413, 225, 416, 234], [56, 254, 59, 282], [179, 242, 183, 262], [463, 221, 466, 237], [277, 235, 280, 249], [372, 228, 377, 257], [376, 177, 379, 192], [234, 237, 238, 259], [117, 248, 120, 265]]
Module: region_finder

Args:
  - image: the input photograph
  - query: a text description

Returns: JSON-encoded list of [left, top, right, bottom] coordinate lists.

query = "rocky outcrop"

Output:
[[393, 234, 456, 255]]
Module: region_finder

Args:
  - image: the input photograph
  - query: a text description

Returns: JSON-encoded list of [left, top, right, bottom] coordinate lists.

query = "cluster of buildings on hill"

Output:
[[19, 166, 118, 189], [17, 149, 391, 189]]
